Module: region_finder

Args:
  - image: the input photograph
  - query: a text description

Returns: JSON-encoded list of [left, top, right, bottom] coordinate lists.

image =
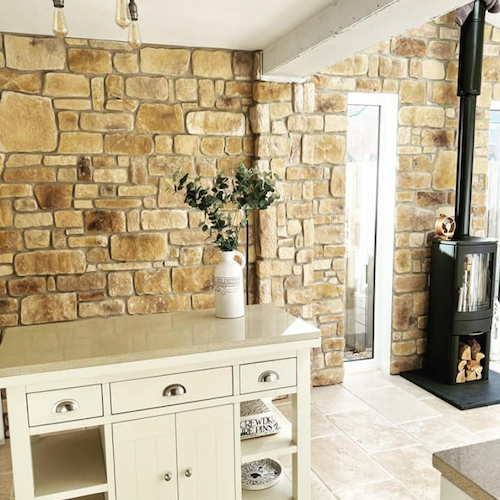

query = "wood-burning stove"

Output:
[[427, 238, 497, 385], [426, 1, 498, 387]]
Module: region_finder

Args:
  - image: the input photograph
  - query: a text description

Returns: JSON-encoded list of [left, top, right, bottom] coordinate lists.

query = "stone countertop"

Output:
[[0, 304, 319, 381], [433, 440, 500, 500]]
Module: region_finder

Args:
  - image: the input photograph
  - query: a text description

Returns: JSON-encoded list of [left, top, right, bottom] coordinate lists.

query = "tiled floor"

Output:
[[274, 362, 500, 500], [1, 365, 500, 500]]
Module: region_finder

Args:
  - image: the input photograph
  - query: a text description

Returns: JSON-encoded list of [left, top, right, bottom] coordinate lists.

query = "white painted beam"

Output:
[[487, 11, 500, 30], [262, 0, 468, 81]]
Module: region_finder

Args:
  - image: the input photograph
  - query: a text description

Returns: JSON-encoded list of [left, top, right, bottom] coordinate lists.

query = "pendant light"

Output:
[[128, 0, 142, 49], [52, 0, 69, 38], [115, 0, 131, 29]]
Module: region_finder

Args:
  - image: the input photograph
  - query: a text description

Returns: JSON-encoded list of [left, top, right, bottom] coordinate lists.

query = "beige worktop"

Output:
[[434, 439, 500, 500], [0, 304, 319, 381]]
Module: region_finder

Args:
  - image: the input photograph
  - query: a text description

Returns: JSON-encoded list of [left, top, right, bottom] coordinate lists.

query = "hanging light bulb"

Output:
[[52, 0, 69, 38], [128, 0, 142, 49], [115, 0, 131, 29]]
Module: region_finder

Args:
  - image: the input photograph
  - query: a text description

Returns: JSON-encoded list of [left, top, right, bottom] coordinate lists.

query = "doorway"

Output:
[[344, 93, 398, 373]]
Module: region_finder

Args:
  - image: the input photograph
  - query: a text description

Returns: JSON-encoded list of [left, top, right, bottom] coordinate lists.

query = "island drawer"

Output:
[[110, 366, 233, 414], [27, 385, 104, 427], [240, 358, 297, 394]]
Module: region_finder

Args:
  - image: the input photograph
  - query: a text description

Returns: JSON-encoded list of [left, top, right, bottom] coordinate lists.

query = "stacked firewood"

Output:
[[456, 338, 485, 383]]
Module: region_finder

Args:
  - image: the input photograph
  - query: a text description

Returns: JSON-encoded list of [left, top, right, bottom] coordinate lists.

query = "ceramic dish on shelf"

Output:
[[241, 458, 282, 491]]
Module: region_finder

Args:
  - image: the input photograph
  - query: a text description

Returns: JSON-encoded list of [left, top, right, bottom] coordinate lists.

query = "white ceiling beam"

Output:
[[262, 0, 469, 81]]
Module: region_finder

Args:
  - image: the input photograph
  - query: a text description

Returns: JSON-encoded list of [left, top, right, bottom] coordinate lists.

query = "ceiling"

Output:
[[0, 0, 334, 51]]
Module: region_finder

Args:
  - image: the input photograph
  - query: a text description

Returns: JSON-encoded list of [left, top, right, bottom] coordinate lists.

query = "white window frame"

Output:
[[344, 92, 398, 375]]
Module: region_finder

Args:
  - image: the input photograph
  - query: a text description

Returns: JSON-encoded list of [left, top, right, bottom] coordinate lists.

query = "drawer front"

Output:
[[240, 358, 297, 394], [111, 367, 233, 414], [27, 385, 103, 427]]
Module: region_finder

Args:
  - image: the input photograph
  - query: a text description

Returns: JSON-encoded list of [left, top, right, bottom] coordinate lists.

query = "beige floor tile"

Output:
[[401, 416, 481, 452], [334, 479, 419, 500], [311, 434, 390, 493], [0, 475, 12, 500], [311, 473, 336, 500], [340, 371, 394, 394], [327, 408, 418, 454], [424, 397, 500, 434], [355, 386, 439, 424], [373, 445, 441, 500], [277, 403, 341, 439], [312, 385, 369, 416], [0, 443, 12, 475], [390, 376, 436, 400]]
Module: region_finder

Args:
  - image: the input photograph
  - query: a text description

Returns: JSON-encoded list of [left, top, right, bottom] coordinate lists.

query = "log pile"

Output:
[[456, 338, 485, 383]]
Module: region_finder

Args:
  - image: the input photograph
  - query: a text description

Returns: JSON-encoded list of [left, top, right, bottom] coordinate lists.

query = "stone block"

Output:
[[400, 81, 425, 104], [134, 269, 170, 295], [0, 230, 22, 251], [136, 103, 184, 134], [114, 52, 139, 73], [0, 70, 42, 93], [68, 49, 112, 74], [21, 293, 77, 325], [104, 134, 154, 155], [34, 185, 73, 209], [192, 50, 232, 79], [111, 233, 168, 261], [140, 48, 190, 75], [24, 229, 50, 249], [15, 250, 86, 276], [4, 35, 65, 70], [44, 73, 90, 97], [186, 111, 245, 136], [302, 135, 346, 165], [315, 93, 347, 113], [0, 201, 13, 227], [399, 106, 445, 128], [322, 55, 368, 76], [233, 51, 253, 78], [9, 277, 46, 296], [14, 213, 53, 228], [84, 210, 126, 233], [108, 272, 133, 296], [432, 82, 459, 106], [59, 132, 103, 154], [432, 150, 457, 190], [80, 112, 133, 132], [253, 82, 291, 103], [0, 92, 57, 152], [79, 300, 125, 318], [128, 295, 190, 315], [172, 266, 214, 293], [391, 37, 426, 57], [126, 76, 168, 100], [141, 210, 188, 230], [57, 272, 106, 292]]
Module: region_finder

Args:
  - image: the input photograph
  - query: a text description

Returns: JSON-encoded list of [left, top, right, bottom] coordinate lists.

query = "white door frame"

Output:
[[344, 92, 398, 375]]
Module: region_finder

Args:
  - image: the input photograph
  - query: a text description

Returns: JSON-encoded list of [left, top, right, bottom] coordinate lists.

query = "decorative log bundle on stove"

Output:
[[456, 338, 486, 383]]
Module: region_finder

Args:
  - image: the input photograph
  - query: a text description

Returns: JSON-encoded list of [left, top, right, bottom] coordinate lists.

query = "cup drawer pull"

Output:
[[52, 400, 79, 414], [163, 384, 187, 397], [259, 370, 280, 383]]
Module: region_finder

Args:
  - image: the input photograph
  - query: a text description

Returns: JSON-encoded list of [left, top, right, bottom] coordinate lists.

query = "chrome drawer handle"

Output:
[[52, 400, 79, 414], [259, 370, 280, 383], [164, 472, 173, 482], [163, 384, 187, 397]]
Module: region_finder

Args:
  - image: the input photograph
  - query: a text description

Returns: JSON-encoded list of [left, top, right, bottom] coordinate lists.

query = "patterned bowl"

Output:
[[241, 458, 282, 491]]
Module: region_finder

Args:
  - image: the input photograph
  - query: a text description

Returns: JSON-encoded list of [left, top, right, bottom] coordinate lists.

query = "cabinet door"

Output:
[[176, 405, 235, 500], [113, 415, 178, 500]]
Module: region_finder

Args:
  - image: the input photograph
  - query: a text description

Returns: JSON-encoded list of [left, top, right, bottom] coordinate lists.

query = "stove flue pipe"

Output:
[[454, 0, 486, 239]]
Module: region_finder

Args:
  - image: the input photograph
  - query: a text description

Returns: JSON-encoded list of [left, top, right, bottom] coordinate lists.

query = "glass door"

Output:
[[344, 104, 381, 361]]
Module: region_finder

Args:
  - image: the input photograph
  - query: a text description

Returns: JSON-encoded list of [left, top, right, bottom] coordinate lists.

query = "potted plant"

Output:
[[173, 163, 279, 319]]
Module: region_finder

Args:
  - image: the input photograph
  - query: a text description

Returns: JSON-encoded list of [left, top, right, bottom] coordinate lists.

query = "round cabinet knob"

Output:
[[258, 370, 280, 383], [185, 469, 193, 478], [164, 473, 173, 482]]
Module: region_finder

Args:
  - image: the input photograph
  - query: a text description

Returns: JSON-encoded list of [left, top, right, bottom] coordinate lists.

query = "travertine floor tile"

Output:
[[0, 474, 12, 500], [312, 384, 369, 416], [373, 445, 441, 500], [278, 403, 341, 439], [401, 416, 481, 452], [311, 434, 390, 493], [355, 386, 439, 424], [0, 442, 11, 475], [334, 479, 419, 500], [327, 407, 418, 454], [340, 371, 394, 394]]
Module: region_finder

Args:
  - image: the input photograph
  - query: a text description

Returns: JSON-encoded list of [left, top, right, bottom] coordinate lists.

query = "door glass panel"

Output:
[[488, 109, 500, 357], [457, 253, 494, 312], [344, 104, 380, 362]]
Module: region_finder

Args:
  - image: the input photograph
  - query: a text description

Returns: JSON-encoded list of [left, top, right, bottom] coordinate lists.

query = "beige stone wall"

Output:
[[253, 12, 499, 379], [0, 33, 258, 433]]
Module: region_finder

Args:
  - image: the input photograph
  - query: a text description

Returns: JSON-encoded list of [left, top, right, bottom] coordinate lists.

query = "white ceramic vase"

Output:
[[214, 250, 246, 319]]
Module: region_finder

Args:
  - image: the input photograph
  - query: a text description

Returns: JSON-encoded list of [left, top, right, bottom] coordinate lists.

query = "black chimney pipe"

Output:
[[454, 0, 487, 239]]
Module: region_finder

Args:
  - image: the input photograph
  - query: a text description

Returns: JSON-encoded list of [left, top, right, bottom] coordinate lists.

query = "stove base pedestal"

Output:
[[401, 369, 500, 410]]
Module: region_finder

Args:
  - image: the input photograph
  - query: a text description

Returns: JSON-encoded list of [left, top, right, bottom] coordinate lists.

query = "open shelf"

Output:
[[32, 428, 108, 500], [242, 474, 292, 500], [241, 405, 296, 462]]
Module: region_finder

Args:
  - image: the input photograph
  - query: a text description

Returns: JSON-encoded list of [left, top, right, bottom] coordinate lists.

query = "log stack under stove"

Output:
[[457, 339, 486, 383]]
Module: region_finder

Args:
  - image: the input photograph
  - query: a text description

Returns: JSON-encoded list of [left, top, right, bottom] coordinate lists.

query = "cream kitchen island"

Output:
[[0, 304, 320, 500]]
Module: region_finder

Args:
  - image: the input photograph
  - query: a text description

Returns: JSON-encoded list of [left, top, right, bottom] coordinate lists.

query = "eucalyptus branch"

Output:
[[173, 163, 279, 252]]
